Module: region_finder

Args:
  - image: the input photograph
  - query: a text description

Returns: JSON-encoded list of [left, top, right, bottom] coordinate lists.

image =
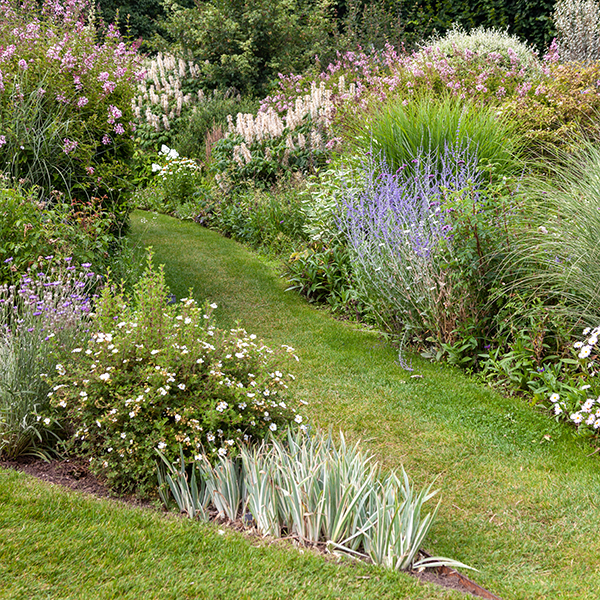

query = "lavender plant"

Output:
[[0, 257, 96, 458], [338, 145, 482, 346]]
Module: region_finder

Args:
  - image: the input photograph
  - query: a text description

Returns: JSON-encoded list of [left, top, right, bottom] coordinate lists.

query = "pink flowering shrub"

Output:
[[0, 0, 143, 227], [260, 41, 600, 156]]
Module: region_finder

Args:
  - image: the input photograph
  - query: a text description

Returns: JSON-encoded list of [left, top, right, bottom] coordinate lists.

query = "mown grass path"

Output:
[[129, 211, 600, 600], [1, 210, 598, 599]]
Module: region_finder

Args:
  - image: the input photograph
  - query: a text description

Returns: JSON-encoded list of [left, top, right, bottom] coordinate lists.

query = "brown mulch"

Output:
[[0, 457, 502, 599]]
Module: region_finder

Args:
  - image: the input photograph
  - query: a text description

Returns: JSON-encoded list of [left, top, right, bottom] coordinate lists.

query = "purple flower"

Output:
[[114, 123, 125, 135], [0, 136, 6, 147], [18, 59, 28, 70], [77, 97, 89, 108], [102, 135, 111, 145], [4, 257, 13, 263]]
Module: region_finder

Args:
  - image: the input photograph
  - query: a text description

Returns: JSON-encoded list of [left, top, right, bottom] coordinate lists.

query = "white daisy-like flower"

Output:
[[586, 414, 596, 426], [571, 413, 584, 424], [210, 303, 218, 309], [218, 447, 227, 456], [129, 411, 135, 418], [294, 415, 303, 423], [43, 417, 51, 425], [549, 393, 560, 403], [178, 383, 186, 390], [99, 373, 110, 381], [594, 420, 600, 429], [120, 432, 127, 439], [207, 433, 215, 442], [583, 327, 592, 335], [582, 399, 595, 412], [151, 349, 160, 355], [158, 387, 167, 396], [579, 346, 592, 359], [554, 404, 563, 415], [157, 442, 166, 450], [174, 414, 181, 422], [269, 423, 277, 431]]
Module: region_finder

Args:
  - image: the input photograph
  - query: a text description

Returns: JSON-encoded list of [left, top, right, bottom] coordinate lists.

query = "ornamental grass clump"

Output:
[[0, 257, 96, 458], [157, 429, 471, 573], [50, 253, 302, 496]]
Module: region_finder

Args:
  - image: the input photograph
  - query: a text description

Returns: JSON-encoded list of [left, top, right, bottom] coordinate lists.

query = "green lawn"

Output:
[[2, 209, 600, 599]]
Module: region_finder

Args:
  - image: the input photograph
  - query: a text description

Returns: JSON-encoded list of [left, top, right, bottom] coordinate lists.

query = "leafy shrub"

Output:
[[49, 254, 302, 496], [0, 0, 142, 226], [208, 183, 307, 256], [172, 93, 259, 162], [500, 61, 600, 153], [422, 24, 541, 75], [554, 0, 600, 63], [158, 429, 470, 573], [159, 0, 336, 96], [0, 181, 117, 284], [0, 258, 96, 458]]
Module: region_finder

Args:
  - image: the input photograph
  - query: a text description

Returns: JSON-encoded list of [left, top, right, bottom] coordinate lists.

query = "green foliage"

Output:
[[363, 97, 523, 181], [172, 93, 259, 161], [209, 183, 307, 257], [49, 253, 302, 496], [159, 0, 337, 96], [0, 182, 117, 284]]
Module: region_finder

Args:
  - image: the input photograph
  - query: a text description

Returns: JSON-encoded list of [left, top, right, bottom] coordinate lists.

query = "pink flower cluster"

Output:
[[0, 0, 141, 146], [259, 40, 566, 126]]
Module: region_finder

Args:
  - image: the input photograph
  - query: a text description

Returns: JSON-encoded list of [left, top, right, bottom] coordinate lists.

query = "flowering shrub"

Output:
[[261, 39, 600, 156], [49, 254, 302, 495], [0, 0, 142, 225], [0, 256, 96, 458], [421, 24, 541, 75], [133, 52, 203, 152], [211, 82, 335, 184], [541, 325, 600, 435], [149, 144, 203, 212]]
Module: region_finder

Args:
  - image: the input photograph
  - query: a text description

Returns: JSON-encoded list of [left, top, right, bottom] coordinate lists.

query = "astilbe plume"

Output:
[[338, 144, 482, 347]]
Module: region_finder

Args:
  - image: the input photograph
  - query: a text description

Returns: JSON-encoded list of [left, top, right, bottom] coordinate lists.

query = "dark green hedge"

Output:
[[336, 0, 556, 52]]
